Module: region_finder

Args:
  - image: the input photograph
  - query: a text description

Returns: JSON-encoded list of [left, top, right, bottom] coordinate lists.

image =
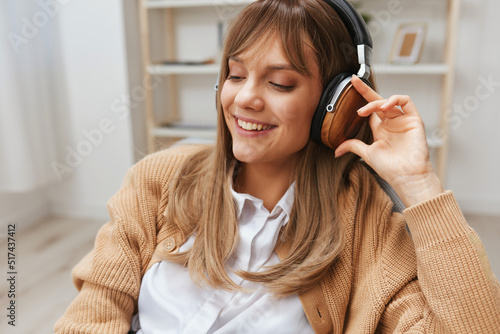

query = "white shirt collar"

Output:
[[231, 181, 295, 220]]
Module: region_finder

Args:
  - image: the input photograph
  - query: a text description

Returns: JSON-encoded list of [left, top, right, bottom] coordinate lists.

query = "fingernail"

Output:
[[381, 101, 390, 109], [335, 150, 345, 158]]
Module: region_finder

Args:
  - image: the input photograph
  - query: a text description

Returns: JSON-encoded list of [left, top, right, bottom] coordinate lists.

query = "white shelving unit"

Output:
[[137, 0, 460, 181]]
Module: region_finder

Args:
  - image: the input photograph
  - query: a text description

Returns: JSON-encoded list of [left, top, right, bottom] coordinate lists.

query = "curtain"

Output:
[[0, 1, 66, 192]]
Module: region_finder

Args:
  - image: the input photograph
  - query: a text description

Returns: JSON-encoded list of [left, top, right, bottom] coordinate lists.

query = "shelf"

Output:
[[373, 63, 449, 75], [148, 64, 219, 75], [145, 0, 255, 9], [153, 125, 217, 138], [147, 63, 449, 76]]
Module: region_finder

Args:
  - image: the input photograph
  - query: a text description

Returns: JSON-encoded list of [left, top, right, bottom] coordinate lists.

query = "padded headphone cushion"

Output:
[[310, 72, 352, 144], [320, 81, 369, 150]]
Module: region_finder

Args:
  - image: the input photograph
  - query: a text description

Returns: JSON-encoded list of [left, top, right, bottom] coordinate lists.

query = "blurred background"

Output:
[[0, 0, 499, 333]]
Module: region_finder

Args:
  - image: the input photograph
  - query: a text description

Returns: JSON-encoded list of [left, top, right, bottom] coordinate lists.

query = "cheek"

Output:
[[280, 97, 318, 127], [280, 92, 321, 144], [220, 86, 232, 122], [300, 90, 322, 127], [220, 84, 234, 110]]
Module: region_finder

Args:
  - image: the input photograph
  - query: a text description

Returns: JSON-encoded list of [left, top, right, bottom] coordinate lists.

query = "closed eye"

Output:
[[270, 82, 294, 92], [227, 75, 245, 81]]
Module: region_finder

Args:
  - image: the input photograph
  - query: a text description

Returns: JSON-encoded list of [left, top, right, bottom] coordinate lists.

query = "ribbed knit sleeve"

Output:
[[380, 190, 500, 333], [54, 145, 203, 334]]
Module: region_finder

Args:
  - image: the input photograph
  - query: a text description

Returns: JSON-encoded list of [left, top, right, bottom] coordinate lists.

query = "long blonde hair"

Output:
[[164, 0, 373, 297]]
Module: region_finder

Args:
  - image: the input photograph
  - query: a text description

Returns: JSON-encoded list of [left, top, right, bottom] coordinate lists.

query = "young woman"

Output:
[[56, 0, 500, 333]]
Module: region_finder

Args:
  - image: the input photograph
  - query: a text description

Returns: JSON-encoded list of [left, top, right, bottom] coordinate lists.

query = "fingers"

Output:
[[357, 94, 417, 121], [358, 100, 404, 121], [335, 138, 370, 161], [352, 75, 419, 121], [380, 95, 416, 115]]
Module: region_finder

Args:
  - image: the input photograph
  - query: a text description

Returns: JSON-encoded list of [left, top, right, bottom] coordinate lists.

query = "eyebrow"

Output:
[[229, 56, 297, 73]]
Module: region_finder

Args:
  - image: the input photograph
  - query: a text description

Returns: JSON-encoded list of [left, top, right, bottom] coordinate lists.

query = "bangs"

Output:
[[223, 0, 314, 77]]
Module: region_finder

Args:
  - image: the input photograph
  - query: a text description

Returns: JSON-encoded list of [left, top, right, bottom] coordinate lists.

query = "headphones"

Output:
[[310, 0, 373, 150]]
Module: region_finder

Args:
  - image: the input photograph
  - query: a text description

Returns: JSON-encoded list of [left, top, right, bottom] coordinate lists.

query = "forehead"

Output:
[[232, 35, 286, 67], [231, 33, 319, 76]]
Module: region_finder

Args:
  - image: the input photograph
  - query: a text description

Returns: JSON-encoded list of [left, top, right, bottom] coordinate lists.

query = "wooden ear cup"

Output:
[[320, 82, 369, 150]]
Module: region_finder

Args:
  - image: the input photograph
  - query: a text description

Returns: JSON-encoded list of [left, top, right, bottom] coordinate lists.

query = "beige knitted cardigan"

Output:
[[55, 145, 500, 333]]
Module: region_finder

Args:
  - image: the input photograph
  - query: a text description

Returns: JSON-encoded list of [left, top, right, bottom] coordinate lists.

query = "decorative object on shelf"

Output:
[[389, 23, 427, 64]]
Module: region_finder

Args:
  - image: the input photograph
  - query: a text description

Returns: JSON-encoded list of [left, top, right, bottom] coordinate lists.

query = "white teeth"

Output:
[[237, 119, 272, 131]]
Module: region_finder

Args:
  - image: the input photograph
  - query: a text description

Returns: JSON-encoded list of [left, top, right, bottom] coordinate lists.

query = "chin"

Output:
[[231, 143, 261, 164]]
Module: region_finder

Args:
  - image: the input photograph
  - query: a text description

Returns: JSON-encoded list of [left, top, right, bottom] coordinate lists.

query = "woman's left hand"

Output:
[[335, 75, 444, 207]]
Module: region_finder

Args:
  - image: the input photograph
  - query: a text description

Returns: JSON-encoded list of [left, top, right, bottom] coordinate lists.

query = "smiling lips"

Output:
[[236, 118, 276, 131]]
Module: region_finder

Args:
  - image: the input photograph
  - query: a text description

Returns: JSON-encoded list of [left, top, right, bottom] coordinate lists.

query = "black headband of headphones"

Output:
[[322, 0, 373, 80], [323, 0, 372, 48]]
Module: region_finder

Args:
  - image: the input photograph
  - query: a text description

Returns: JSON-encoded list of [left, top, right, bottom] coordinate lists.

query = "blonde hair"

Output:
[[164, 0, 373, 297]]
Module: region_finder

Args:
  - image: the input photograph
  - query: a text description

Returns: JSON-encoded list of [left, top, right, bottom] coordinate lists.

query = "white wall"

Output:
[[446, 0, 500, 216], [47, 0, 134, 221]]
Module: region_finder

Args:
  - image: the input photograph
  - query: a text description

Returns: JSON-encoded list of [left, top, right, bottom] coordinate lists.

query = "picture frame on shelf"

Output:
[[389, 23, 427, 64]]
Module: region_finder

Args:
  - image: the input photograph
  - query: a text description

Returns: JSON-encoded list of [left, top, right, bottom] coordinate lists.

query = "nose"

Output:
[[233, 78, 265, 112]]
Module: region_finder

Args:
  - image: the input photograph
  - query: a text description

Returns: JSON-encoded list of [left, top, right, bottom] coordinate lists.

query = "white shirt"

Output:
[[133, 183, 313, 333]]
